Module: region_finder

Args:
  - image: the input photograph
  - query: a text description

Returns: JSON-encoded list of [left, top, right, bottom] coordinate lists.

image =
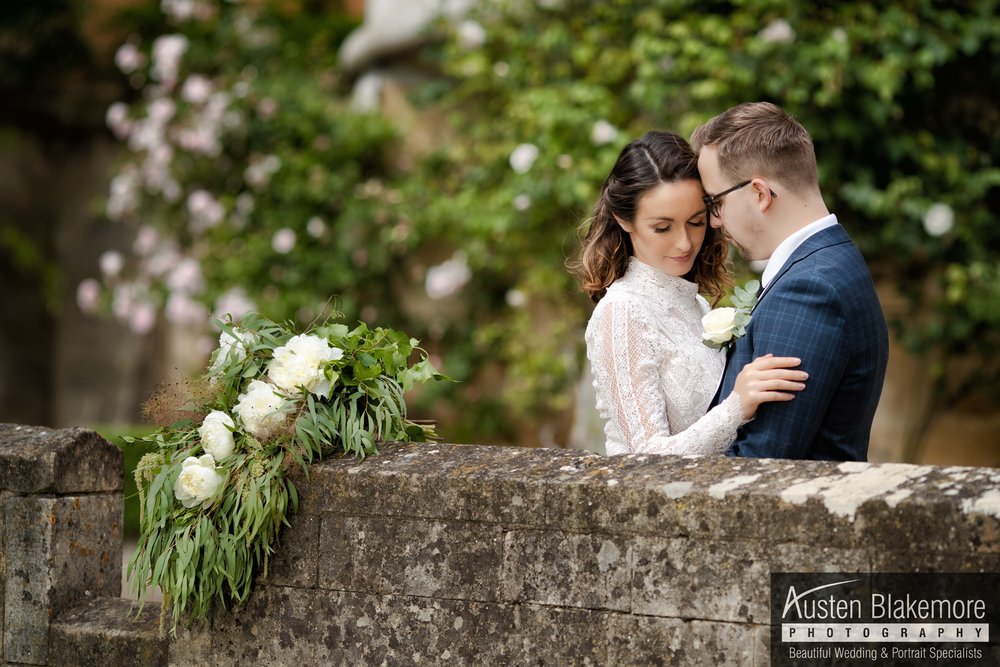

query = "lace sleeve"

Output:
[[587, 298, 745, 456]]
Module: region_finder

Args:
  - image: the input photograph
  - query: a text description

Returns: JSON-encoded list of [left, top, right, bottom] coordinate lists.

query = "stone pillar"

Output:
[[0, 424, 122, 665]]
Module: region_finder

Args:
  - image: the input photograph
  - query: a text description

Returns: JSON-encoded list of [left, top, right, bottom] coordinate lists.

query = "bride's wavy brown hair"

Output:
[[570, 130, 732, 304]]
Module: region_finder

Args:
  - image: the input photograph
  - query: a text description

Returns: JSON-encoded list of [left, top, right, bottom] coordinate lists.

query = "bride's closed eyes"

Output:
[[653, 218, 707, 233], [647, 215, 706, 233]]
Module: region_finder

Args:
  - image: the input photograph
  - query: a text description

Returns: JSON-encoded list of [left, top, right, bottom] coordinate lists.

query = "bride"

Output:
[[574, 131, 808, 456]]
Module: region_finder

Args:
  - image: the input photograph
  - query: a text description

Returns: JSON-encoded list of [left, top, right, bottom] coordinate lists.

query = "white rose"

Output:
[[457, 20, 487, 50], [591, 119, 619, 146], [271, 228, 296, 254], [923, 202, 954, 237], [174, 454, 224, 509], [702, 307, 739, 344], [758, 19, 795, 44], [234, 379, 290, 439], [199, 410, 235, 460], [267, 334, 344, 397], [509, 143, 539, 174], [425, 252, 472, 300]]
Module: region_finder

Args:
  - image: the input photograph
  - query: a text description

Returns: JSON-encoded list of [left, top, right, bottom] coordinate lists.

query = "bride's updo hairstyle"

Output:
[[573, 130, 731, 304]]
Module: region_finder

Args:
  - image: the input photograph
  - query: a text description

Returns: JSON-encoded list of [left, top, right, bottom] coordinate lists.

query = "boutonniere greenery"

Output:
[[701, 279, 760, 350]]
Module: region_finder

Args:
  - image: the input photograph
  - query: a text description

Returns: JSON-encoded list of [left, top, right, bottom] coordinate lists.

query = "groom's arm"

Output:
[[728, 273, 848, 459]]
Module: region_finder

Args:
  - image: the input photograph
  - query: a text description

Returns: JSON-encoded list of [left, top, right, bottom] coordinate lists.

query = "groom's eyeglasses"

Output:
[[703, 180, 777, 219]]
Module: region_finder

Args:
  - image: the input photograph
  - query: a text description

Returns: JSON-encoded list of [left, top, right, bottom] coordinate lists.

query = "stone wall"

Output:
[[0, 424, 123, 664], [1, 426, 998, 665]]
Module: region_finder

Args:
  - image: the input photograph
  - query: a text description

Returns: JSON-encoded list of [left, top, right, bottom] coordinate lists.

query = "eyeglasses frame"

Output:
[[702, 179, 777, 219]]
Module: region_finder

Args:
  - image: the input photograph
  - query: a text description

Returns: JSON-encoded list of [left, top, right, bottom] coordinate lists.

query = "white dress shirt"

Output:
[[760, 214, 839, 289]]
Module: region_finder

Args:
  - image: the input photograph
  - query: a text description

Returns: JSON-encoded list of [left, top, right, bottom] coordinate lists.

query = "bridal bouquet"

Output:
[[123, 312, 443, 631]]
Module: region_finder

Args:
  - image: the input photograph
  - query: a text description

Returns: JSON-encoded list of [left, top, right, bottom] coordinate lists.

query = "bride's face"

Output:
[[619, 179, 708, 278]]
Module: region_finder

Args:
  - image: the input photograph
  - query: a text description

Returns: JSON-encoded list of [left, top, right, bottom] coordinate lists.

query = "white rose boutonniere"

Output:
[[175, 454, 224, 509], [702, 279, 760, 350], [198, 410, 236, 460]]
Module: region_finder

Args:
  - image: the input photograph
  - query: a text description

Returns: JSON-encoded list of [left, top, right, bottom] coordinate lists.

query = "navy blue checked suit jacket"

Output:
[[714, 224, 888, 461]]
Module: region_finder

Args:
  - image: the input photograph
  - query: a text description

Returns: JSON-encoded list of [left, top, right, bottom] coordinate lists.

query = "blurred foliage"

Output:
[[95, 0, 998, 450], [97, 425, 156, 537]]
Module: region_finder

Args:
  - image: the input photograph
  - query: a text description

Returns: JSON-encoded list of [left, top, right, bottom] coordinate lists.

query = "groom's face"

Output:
[[697, 146, 765, 260]]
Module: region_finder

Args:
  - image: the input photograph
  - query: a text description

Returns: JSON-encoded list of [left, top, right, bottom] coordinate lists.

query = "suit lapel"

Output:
[[752, 225, 852, 312]]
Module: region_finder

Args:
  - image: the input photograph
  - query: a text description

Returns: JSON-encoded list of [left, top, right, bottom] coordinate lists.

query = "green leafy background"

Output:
[[104, 0, 997, 450], [6, 0, 999, 459]]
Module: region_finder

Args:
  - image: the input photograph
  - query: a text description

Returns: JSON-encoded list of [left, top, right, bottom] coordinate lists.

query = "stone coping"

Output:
[[293, 442, 1000, 554], [0, 423, 122, 493]]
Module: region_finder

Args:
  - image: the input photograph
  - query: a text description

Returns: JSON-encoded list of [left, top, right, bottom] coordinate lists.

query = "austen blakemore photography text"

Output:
[[771, 573, 1000, 666]]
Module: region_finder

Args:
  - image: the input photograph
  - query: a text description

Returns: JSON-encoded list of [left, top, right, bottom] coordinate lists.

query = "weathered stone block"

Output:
[[0, 424, 121, 494], [850, 465, 1000, 554], [48, 596, 165, 667], [630, 537, 766, 623], [3, 493, 122, 664], [49, 494, 123, 609], [318, 515, 503, 600], [211, 587, 612, 665], [500, 529, 631, 611], [870, 548, 1000, 573], [607, 614, 760, 666], [631, 538, 866, 624], [167, 622, 217, 667], [0, 489, 7, 663], [542, 454, 864, 549], [506, 603, 609, 665], [261, 513, 319, 588], [299, 442, 582, 526], [212, 586, 520, 665]]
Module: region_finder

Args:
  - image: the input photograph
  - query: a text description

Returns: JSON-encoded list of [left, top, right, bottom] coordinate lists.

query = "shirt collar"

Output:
[[760, 214, 839, 288]]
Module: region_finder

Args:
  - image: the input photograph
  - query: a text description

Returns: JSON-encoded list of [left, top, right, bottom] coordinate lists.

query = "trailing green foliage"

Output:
[[123, 313, 443, 631]]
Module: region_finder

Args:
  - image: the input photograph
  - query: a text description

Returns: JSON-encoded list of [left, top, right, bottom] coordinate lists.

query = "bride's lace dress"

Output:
[[586, 258, 745, 456]]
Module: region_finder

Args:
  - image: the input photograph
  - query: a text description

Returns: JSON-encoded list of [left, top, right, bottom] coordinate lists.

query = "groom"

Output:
[[692, 102, 888, 461]]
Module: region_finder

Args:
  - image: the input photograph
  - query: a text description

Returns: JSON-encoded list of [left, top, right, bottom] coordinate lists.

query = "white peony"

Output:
[[234, 380, 290, 439], [198, 410, 235, 460], [702, 307, 739, 345], [174, 454, 224, 509], [267, 334, 344, 397], [210, 328, 254, 374]]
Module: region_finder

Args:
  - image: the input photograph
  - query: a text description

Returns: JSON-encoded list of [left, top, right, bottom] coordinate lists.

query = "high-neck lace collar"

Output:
[[616, 256, 699, 300]]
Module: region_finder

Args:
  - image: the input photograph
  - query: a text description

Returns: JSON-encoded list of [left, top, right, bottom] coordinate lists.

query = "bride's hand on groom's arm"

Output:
[[733, 353, 809, 420]]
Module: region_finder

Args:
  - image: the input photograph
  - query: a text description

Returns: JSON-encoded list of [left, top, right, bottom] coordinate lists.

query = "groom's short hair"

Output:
[[691, 102, 819, 195]]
